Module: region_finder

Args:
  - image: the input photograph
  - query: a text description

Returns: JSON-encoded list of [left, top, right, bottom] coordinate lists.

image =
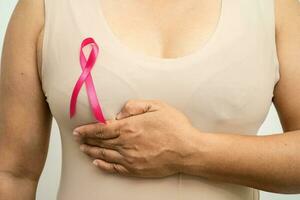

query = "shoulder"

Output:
[[12, 0, 45, 30], [4, 0, 45, 55], [273, 0, 300, 66], [6, 0, 46, 79], [1, 0, 46, 92], [6, 0, 45, 46]]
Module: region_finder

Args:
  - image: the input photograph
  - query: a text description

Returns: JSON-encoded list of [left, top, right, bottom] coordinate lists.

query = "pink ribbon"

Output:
[[69, 37, 106, 124]]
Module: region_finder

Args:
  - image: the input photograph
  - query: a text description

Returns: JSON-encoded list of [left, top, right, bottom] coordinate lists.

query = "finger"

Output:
[[73, 119, 121, 139], [116, 99, 162, 120], [93, 159, 130, 176], [73, 134, 83, 144], [84, 137, 121, 151], [80, 144, 124, 164]]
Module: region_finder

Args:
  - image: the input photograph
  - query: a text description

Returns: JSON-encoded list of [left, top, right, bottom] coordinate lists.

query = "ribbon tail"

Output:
[[85, 74, 107, 124]]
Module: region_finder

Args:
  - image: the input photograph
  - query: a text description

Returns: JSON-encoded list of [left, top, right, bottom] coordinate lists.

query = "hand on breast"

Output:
[[72, 99, 200, 178]]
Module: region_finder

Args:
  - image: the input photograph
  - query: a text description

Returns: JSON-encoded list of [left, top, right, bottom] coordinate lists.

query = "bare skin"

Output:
[[0, 0, 299, 200], [95, 0, 222, 59]]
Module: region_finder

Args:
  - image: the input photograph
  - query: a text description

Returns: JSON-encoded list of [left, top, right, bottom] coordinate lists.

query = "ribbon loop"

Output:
[[69, 37, 106, 124]]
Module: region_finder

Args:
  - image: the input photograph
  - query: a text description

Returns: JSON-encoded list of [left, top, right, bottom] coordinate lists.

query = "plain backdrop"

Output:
[[1, 1, 300, 200]]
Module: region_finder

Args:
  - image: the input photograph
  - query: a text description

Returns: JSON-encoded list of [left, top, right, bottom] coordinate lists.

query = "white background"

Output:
[[1, 1, 300, 200]]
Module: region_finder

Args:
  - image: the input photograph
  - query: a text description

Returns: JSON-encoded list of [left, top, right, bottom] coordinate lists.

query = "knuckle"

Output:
[[122, 124, 134, 134], [95, 131, 104, 138], [114, 144, 123, 153], [96, 124, 104, 132], [112, 163, 123, 174], [123, 152, 138, 166], [100, 149, 106, 158], [124, 156, 134, 165], [107, 139, 117, 148], [127, 124, 138, 134], [96, 148, 105, 158]]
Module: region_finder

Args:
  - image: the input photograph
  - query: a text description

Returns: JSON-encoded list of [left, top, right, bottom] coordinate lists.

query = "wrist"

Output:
[[179, 127, 212, 176]]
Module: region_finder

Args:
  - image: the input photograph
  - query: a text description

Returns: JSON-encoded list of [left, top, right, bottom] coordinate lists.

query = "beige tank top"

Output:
[[40, 0, 280, 199]]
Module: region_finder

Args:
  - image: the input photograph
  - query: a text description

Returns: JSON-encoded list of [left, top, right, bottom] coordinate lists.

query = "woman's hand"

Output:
[[73, 99, 200, 178]]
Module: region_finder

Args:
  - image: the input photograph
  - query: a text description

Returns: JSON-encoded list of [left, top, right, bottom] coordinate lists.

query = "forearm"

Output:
[[0, 171, 38, 200], [182, 128, 300, 194]]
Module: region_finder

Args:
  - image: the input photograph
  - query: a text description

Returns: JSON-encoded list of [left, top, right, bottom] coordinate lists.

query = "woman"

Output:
[[0, 0, 299, 199]]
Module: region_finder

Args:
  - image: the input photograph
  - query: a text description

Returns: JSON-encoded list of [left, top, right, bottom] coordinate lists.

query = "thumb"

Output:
[[115, 99, 162, 120]]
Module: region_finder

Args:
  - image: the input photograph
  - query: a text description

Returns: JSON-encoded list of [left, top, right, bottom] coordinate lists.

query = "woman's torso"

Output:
[[37, 0, 280, 199]]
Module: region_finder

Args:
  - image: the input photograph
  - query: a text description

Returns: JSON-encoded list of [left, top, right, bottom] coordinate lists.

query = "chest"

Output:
[[37, 0, 222, 75], [97, 0, 222, 59]]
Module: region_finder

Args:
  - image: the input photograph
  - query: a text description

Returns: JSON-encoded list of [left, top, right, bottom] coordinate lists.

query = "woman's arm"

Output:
[[181, 0, 300, 194], [0, 0, 52, 199]]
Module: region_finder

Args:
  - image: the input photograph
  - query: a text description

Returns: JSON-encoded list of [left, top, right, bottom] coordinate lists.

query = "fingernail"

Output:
[[93, 160, 98, 166], [80, 145, 85, 151], [73, 131, 80, 136]]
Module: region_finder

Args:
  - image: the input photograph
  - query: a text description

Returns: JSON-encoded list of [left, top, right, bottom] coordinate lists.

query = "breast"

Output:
[[42, 36, 275, 135]]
